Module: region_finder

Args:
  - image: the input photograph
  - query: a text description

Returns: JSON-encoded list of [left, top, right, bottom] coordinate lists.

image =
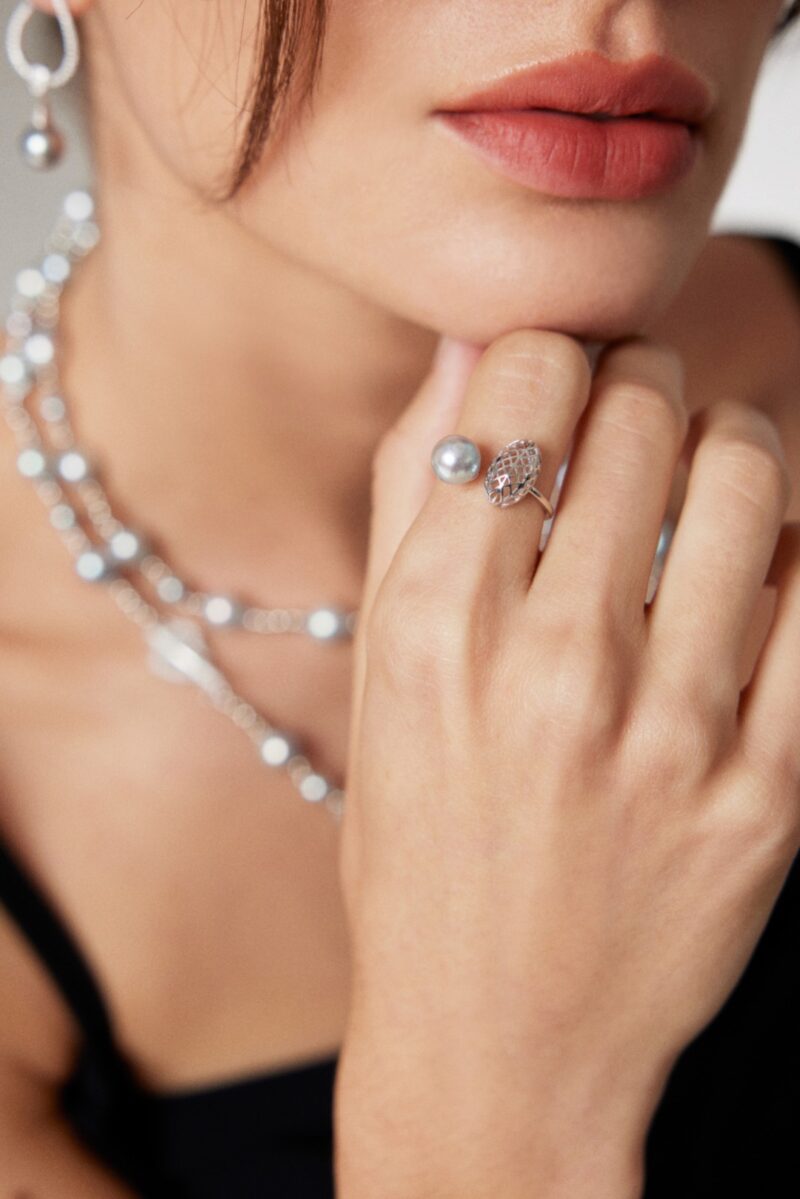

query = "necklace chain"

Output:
[[0, 190, 350, 820]]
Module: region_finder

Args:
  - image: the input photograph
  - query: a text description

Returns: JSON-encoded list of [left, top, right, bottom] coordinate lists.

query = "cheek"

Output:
[[226, 0, 778, 345], [230, 102, 723, 343], [95, 0, 780, 343]]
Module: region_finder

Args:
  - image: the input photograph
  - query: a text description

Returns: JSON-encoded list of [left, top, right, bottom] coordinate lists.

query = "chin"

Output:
[[368, 200, 713, 347], [426, 273, 677, 347]]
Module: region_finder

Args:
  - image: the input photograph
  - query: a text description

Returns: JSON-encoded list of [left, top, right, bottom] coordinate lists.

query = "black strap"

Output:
[[0, 836, 115, 1048]]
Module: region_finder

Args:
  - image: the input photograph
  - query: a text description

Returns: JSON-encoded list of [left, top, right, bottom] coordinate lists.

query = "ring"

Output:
[[430, 434, 481, 484], [484, 439, 553, 517]]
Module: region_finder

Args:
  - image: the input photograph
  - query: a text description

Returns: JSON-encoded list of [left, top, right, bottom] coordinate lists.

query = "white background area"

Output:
[[0, 6, 798, 295]]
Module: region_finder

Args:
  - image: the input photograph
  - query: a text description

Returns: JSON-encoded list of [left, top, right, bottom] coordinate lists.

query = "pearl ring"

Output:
[[430, 435, 553, 518]]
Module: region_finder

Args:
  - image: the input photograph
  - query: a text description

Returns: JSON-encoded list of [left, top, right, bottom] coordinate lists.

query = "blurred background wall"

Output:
[[0, 3, 798, 295]]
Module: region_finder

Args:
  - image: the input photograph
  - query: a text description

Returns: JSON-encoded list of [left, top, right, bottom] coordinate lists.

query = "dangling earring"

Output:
[[5, 0, 80, 170]]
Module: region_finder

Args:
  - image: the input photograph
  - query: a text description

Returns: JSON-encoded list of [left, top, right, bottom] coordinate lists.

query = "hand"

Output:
[[335, 332, 800, 1199]]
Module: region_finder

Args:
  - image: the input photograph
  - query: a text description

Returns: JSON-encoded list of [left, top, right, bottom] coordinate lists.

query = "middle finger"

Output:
[[531, 340, 688, 623]]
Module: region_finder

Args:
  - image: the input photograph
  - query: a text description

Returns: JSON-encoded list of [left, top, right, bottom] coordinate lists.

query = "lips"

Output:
[[433, 51, 714, 200]]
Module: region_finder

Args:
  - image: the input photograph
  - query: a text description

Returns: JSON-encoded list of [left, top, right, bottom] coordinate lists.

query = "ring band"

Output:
[[484, 439, 553, 517]]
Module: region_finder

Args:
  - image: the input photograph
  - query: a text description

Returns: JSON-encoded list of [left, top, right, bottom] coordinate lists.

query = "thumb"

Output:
[[361, 335, 483, 617]]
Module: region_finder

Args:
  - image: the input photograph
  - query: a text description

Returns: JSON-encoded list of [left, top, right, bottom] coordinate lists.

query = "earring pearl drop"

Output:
[[6, 0, 80, 170], [20, 98, 65, 170]]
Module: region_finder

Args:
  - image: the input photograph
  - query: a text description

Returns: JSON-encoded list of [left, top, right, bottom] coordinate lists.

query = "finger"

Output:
[[348, 336, 481, 778], [362, 336, 483, 619], [738, 522, 800, 783], [531, 340, 688, 622], [408, 330, 592, 599], [646, 400, 791, 694]]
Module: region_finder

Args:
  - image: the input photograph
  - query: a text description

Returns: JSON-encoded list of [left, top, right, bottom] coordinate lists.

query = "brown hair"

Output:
[[225, 0, 328, 199], [227, 0, 800, 198]]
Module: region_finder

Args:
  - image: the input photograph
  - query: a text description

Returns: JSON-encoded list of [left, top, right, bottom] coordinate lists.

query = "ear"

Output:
[[28, 0, 96, 16]]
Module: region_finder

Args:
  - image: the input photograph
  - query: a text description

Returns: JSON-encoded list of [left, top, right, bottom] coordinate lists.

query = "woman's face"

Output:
[[88, 0, 784, 343]]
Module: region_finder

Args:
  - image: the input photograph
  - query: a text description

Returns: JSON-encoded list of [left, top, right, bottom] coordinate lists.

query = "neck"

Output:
[[61, 159, 437, 611]]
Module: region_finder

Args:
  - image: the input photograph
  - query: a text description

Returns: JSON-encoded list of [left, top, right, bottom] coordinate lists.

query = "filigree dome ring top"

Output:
[[483, 439, 554, 517]]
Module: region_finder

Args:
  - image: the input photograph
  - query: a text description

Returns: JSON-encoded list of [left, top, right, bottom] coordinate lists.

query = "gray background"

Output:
[[0, 3, 798, 295], [1, 1, 91, 288]]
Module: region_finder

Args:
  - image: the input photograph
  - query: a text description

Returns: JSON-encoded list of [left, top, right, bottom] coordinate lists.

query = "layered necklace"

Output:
[[0, 190, 352, 821], [1, 192, 677, 826]]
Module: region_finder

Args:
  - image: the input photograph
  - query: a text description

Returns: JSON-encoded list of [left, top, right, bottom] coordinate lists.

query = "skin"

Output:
[[0, 0, 798, 1194], [339, 334, 799, 1198]]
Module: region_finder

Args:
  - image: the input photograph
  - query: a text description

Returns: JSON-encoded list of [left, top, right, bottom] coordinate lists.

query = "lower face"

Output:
[[95, 0, 784, 344]]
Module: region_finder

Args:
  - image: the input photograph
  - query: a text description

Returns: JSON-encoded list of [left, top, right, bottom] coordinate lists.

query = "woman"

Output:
[[0, 1, 798, 1195]]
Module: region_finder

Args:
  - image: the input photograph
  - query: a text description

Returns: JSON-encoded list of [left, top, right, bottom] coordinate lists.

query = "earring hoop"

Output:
[[5, 0, 80, 169], [5, 0, 80, 96]]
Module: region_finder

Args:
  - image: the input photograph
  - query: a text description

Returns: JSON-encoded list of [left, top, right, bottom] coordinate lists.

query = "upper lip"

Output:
[[435, 51, 714, 126]]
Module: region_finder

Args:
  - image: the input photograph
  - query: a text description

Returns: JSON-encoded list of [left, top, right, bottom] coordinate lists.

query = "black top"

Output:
[[1, 235, 798, 1198], [1, 833, 798, 1198], [0, 835, 336, 1198]]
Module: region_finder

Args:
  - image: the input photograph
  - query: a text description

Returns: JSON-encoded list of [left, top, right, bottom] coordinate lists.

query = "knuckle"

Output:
[[477, 330, 591, 412], [742, 736, 800, 804], [633, 708, 717, 782], [365, 569, 465, 684], [699, 424, 791, 515], [599, 338, 685, 391], [594, 340, 688, 436], [716, 764, 799, 859], [532, 619, 627, 744], [635, 674, 731, 778], [654, 653, 739, 726], [595, 376, 688, 454]]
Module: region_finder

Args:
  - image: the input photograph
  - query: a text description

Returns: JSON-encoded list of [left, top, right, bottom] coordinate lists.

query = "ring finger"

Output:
[[531, 340, 688, 624], [646, 398, 791, 694], [411, 329, 592, 598]]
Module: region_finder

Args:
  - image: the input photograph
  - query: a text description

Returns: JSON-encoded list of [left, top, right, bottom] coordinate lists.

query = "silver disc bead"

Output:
[[430, 434, 481, 485], [108, 529, 147, 564], [75, 549, 116, 583], [63, 190, 94, 223], [260, 731, 297, 768], [306, 607, 348, 640], [56, 449, 92, 483], [0, 352, 33, 399], [17, 447, 49, 479], [298, 773, 329, 803], [202, 595, 242, 627], [23, 331, 55, 369], [156, 575, 185, 604]]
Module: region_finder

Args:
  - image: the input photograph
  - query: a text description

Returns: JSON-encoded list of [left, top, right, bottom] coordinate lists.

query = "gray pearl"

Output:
[[430, 435, 481, 485], [19, 122, 64, 170]]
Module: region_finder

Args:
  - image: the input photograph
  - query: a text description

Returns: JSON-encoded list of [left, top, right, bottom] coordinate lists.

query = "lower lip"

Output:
[[435, 109, 699, 201]]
